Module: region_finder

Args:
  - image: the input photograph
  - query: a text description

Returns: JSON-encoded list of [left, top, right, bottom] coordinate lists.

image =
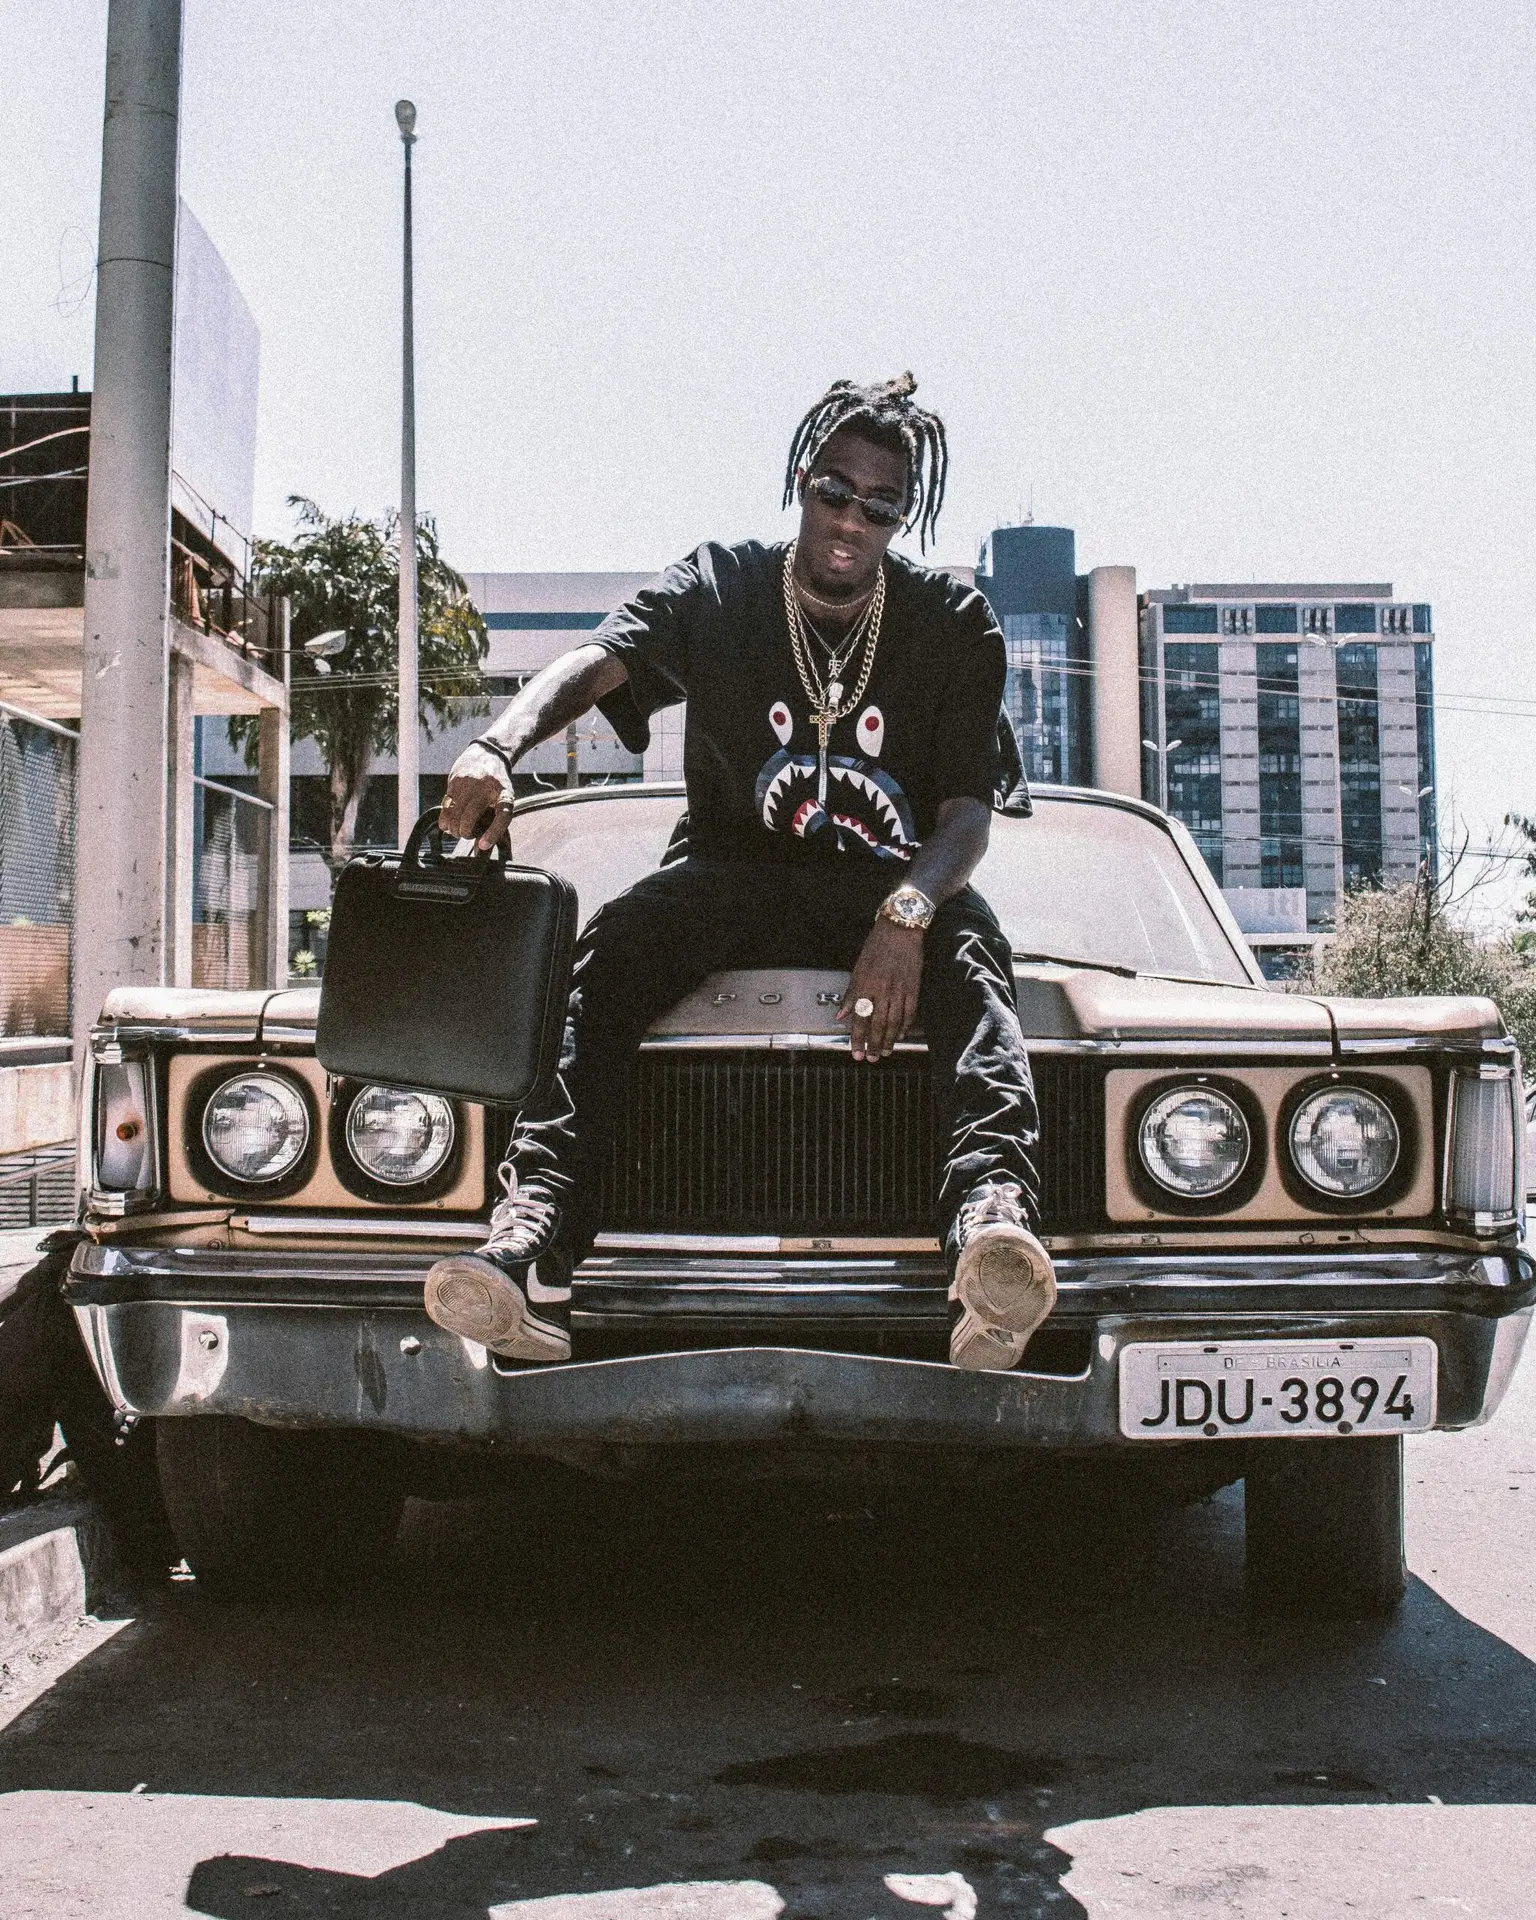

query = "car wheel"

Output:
[[155, 1416, 404, 1598], [1244, 1435, 1406, 1618]]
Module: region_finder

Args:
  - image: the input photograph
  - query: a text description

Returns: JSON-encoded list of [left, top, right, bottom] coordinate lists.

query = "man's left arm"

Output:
[[839, 796, 990, 1062]]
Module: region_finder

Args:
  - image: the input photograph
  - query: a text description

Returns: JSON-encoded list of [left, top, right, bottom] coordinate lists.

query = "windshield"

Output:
[[510, 789, 1255, 986]]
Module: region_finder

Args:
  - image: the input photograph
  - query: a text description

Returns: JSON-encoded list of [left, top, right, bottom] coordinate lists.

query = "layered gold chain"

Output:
[[781, 542, 886, 747]]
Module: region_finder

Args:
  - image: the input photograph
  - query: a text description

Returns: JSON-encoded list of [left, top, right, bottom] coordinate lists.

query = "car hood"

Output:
[[97, 972, 1508, 1053]]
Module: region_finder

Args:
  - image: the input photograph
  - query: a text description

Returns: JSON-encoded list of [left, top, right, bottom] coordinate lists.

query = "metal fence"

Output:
[[193, 776, 272, 990], [0, 702, 76, 1039]]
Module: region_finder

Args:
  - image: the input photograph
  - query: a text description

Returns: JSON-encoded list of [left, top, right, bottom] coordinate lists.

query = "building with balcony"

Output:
[[0, 205, 289, 1032]]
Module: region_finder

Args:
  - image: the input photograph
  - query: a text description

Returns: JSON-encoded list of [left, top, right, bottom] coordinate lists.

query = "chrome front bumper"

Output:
[[66, 1242, 1536, 1452]]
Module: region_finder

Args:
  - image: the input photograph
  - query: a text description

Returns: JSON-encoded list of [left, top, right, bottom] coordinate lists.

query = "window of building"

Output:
[[1413, 604, 1432, 634], [1162, 641, 1223, 882], [1162, 605, 1219, 635], [1255, 604, 1298, 634], [1336, 642, 1382, 888], [1001, 612, 1079, 786], [1256, 642, 1304, 890], [1334, 604, 1378, 634]]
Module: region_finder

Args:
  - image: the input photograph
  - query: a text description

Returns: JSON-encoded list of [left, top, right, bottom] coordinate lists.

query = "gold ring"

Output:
[[853, 997, 875, 1019]]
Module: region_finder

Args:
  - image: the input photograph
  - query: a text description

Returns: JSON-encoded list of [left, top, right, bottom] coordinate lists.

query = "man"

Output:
[[425, 374, 1055, 1371]]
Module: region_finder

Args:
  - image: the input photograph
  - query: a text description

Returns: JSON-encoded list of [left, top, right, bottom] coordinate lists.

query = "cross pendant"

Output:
[[815, 708, 833, 807]]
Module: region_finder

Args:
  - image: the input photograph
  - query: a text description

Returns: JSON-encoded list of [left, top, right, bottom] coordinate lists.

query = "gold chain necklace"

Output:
[[793, 571, 876, 621], [782, 543, 885, 758]]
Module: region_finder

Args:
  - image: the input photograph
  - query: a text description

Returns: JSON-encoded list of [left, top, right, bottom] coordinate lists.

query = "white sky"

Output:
[[8, 0, 1535, 873]]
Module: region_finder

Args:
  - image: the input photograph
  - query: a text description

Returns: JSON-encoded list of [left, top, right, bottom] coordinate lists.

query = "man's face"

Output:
[[795, 428, 909, 599]]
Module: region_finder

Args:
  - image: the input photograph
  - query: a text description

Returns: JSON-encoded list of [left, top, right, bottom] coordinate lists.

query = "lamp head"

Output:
[[304, 629, 348, 660], [395, 99, 417, 140]]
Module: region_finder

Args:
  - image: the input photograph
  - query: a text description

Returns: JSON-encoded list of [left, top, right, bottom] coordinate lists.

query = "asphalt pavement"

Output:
[[1, 1339, 1534, 1919]]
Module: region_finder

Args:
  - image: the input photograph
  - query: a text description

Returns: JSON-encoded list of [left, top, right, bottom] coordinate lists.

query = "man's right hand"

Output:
[[439, 742, 516, 851]]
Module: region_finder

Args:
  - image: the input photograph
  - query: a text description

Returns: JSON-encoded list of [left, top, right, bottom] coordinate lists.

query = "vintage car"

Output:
[[65, 783, 1532, 1615]]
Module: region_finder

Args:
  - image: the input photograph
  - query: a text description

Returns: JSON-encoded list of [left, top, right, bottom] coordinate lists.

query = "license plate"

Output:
[[1118, 1338, 1437, 1439]]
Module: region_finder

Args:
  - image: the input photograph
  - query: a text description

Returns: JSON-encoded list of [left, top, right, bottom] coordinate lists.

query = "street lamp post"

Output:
[[1142, 737, 1183, 812], [395, 98, 419, 851]]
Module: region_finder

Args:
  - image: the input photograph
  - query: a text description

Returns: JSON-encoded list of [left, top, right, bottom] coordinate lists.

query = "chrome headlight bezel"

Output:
[[330, 1081, 463, 1203], [1287, 1082, 1402, 1202], [193, 1067, 316, 1195], [1134, 1079, 1258, 1208]]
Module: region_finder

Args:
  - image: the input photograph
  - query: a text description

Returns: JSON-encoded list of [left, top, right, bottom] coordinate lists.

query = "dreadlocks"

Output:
[[781, 372, 950, 551]]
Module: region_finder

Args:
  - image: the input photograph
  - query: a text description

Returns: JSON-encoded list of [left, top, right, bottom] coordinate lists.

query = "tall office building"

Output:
[[975, 526, 1090, 787], [974, 526, 1143, 799], [1140, 585, 1436, 962]]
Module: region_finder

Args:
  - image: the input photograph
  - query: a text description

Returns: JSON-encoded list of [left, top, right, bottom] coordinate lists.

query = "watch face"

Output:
[[887, 888, 930, 928]]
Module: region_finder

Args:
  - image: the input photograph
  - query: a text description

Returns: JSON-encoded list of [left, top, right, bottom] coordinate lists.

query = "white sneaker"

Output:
[[947, 1183, 1057, 1371]]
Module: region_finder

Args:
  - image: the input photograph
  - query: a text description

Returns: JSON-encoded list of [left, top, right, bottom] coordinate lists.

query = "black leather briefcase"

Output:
[[315, 811, 577, 1108]]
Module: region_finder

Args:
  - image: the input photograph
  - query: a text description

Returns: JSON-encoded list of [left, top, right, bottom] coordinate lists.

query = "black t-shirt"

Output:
[[594, 540, 1010, 865]]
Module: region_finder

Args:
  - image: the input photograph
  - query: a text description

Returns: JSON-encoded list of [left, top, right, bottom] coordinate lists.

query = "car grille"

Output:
[[490, 1050, 1106, 1236]]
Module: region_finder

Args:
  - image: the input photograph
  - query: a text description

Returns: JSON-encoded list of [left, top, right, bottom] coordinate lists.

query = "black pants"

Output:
[[501, 858, 1042, 1262]]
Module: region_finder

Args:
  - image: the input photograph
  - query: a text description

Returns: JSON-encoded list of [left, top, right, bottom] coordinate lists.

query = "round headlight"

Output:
[[345, 1085, 456, 1187], [1290, 1085, 1399, 1198], [1139, 1085, 1251, 1198], [202, 1072, 310, 1184]]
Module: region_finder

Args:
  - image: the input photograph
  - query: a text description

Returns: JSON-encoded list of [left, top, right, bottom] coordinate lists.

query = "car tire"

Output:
[[155, 1416, 405, 1598], [1244, 1435, 1406, 1618]]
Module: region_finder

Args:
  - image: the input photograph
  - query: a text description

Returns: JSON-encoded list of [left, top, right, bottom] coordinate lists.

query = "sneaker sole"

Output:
[[424, 1255, 570, 1364], [950, 1224, 1057, 1372]]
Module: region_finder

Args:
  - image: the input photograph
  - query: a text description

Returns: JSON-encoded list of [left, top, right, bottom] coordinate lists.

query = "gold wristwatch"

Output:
[[879, 884, 937, 932]]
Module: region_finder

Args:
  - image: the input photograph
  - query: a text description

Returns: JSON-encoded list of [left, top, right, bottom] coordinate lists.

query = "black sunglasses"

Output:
[[805, 472, 906, 529]]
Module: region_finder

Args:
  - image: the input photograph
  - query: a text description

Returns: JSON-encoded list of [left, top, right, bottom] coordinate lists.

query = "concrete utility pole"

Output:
[[76, 0, 183, 1052], [395, 99, 419, 850]]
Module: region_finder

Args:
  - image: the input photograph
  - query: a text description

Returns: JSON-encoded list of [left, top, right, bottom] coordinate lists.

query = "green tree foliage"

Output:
[[1302, 874, 1536, 1062], [1507, 812, 1536, 935], [235, 497, 487, 867]]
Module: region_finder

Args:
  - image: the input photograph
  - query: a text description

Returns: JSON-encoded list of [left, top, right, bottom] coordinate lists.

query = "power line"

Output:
[[0, 425, 90, 466]]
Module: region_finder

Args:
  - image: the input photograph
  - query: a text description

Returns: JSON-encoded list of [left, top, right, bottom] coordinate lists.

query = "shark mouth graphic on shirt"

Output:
[[754, 751, 917, 859]]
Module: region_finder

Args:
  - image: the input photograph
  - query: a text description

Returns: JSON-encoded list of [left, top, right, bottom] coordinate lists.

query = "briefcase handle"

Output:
[[395, 808, 507, 902]]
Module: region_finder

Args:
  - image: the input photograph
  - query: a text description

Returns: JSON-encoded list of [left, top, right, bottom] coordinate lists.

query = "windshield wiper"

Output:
[[1011, 951, 1261, 990], [1011, 950, 1139, 977]]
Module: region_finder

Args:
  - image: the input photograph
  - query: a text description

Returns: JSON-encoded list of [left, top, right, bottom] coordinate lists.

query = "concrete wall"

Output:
[[1216, 641, 1261, 889], [0, 1063, 75, 1155], [1298, 643, 1344, 929], [1377, 642, 1423, 882]]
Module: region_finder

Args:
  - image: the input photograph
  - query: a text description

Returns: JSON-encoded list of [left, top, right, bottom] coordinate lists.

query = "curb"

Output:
[[0, 1496, 114, 1663]]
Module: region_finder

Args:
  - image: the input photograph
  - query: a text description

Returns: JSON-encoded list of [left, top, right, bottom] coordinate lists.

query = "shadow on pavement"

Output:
[[2, 1470, 1535, 1917]]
